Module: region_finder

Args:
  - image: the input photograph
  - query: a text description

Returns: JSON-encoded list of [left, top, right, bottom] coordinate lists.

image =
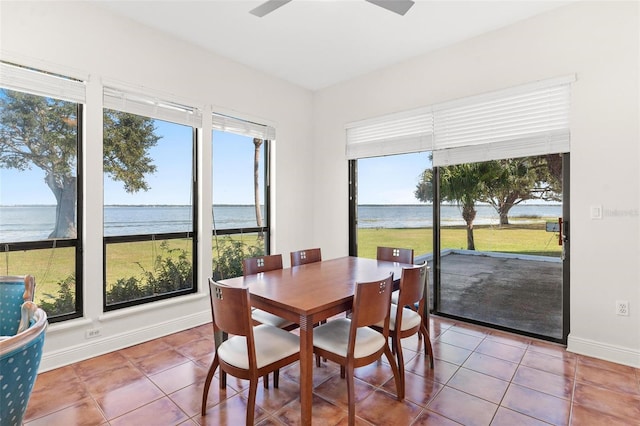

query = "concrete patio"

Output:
[[421, 249, 563, 340]]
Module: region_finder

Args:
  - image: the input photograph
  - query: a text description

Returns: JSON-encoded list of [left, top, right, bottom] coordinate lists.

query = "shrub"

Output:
[[40, 275, 76, 317], [212, 237, 264, 280]]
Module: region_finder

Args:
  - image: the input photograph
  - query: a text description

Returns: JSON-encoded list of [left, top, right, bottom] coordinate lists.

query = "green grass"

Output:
[[2, 223, 560, 306], [357, 222, 562, 259]]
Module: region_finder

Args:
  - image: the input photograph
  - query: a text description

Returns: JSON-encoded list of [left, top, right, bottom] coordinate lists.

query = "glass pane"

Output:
[[0, 89, 78, 242], [211, 130, 268, 281], [212, 131, 265, 229], [437, 155, 563, 339], [104, 115, 193, 236], [0, 247, 76, 316], [105, 238, 193, 305], [356, 152, 434, 259], [0, 88, 80, 319], [103, 113, 195, 307], [211, 232, 266, 280]]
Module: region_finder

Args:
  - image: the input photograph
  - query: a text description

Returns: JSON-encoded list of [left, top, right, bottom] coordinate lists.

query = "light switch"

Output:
[[590, 205, 602, 219]]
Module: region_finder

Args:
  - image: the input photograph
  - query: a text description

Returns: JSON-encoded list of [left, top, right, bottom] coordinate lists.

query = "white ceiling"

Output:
[[95, 0, 573, 91]]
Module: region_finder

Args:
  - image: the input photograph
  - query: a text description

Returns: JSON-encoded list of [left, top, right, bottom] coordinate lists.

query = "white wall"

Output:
[[0, 1, 315, 370], [313, 1, 640, 367]]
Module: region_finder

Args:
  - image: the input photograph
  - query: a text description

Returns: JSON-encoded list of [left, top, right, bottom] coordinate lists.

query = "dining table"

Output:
[[215, 255, 414, 425]]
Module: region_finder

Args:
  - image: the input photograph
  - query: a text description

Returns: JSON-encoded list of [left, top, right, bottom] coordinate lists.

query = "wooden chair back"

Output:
[[351, 273, 393, 331], [376, 246, 414, 264], [208, 279, 253, 339], [242, 254, 283, 276], [290, 248, 322, 266], [397, 263, 428, 309]]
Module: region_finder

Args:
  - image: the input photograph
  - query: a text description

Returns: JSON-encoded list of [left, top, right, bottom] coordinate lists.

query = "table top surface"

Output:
[[217, 256, 411, 316]]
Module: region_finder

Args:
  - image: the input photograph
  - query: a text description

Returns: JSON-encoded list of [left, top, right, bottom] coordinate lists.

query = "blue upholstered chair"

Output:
[[0, 275, 48, 426]]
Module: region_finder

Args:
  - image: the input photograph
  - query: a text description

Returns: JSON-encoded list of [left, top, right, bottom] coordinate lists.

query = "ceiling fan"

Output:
[[250, 0, 415, 17]]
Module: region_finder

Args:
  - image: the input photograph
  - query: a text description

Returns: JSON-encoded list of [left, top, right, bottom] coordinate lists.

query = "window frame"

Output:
[[102, 121, 199, 312], [0, 87, 84, 323]]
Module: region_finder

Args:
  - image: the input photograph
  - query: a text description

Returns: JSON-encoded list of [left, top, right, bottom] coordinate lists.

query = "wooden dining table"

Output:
[[215, 256, 412, 425]]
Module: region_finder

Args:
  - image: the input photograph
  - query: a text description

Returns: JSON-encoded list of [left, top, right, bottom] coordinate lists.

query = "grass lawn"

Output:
[[357, 222, 562, 259], [2, 222, 561, 305]]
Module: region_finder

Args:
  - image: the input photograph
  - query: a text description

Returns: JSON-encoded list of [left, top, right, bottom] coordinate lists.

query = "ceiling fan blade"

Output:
[[365, 0, 415, 16], [249, 0, 293, 17]]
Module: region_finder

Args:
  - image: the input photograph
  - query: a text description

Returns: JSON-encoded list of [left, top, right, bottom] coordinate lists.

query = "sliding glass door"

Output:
[[350, 152, 569, 343], [435, 154, 568, 341]]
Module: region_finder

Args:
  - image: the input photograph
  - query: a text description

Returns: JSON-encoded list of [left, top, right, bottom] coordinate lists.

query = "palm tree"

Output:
[[416, 163, 490, 250]]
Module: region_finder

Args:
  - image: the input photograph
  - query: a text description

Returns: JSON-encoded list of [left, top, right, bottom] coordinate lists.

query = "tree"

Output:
[[480, 156, 562, 225], [416, 163, 491, 250], [0, 89, 159, 238]]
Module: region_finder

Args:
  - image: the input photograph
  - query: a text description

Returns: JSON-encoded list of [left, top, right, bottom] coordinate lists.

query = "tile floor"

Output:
[[24, 316, 640, 425]]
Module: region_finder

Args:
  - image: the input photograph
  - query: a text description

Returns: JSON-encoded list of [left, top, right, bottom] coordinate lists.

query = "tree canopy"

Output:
[[416, 162, 494, 250], [0, 88, 160, 239], [479, 156, 561, 225], [415, 155, 562, 250]]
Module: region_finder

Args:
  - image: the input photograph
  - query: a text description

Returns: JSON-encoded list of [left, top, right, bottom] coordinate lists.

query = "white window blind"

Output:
[[345, 108, 433, 159], [212, 113, 275, 140], [0, 61, 86, 103], [103, 87, 202, 128], [432, 76, 575, 166]]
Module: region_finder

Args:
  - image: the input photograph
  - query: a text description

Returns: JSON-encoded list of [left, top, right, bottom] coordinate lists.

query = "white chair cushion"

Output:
[[218, 324, 299, 370], [374, 304, 422, 332], [313, 318, 385, 359], [252, 309, 296, 329]]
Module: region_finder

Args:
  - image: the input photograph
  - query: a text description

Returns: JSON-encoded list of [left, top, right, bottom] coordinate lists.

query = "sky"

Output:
[[1, 116, 430, 206], [357, 151, 431, 205], [0, 121, 266, 206]]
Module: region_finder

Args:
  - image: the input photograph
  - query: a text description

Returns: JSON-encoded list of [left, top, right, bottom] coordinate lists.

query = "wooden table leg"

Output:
[[299, 316, 313, 425]]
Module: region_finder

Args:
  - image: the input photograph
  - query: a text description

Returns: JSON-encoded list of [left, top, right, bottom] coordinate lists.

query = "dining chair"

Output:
[[372, 263, 434, 395], [290, 247, 322, 266], [376, 246, 414, 305], [376, 246, 414, 264], [242, 254, 298, 331], [242, 254, 298, 388], [289, 247, 328, 365], [202, 279, 300, 425], [312, 273, 403, 425]]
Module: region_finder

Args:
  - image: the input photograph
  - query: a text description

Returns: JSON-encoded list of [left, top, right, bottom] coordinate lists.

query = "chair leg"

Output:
[[394, 333, 406, 397], [340, 365, 346, 378], [383, 343, 404, 400], [317, 321, 328, 365], [346, 364, 356, 426], [263, 374, 269, 389], [274, 369, 279, 388], [420, 324, 434, 369], [201, 354, 220, 416], [246, 379, 258, 426]]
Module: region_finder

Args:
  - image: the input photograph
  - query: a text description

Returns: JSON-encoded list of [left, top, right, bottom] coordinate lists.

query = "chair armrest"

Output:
[[0, 305, 48, 357]]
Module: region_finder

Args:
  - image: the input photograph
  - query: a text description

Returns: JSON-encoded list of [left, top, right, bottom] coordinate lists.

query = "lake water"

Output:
[[0, 204, 562, 242]]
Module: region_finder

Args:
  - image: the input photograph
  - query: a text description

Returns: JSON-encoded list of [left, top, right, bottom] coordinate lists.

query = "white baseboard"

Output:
[[567, 334, 640, 368], [39, 310, 212, 372]]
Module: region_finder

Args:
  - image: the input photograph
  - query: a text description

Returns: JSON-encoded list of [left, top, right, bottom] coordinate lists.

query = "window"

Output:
[[0, 62, 85, 322], [102, 87, 200, 310], [211, 113, 273, 280]]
